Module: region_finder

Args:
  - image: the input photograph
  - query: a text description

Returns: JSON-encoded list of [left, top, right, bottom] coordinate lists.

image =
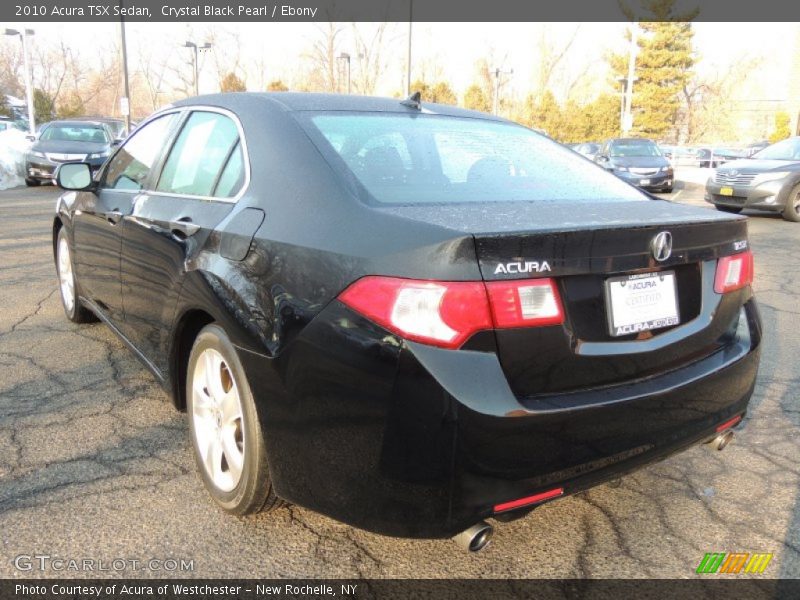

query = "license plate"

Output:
[[639, 179, 651, 185], [720, 186, 734, 196], [605, 271, 680, 337]]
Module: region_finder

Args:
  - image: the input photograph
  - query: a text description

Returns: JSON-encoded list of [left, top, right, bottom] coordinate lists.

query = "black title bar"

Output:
[[3, 579, 800, 600], [2, 0, 800, 22]]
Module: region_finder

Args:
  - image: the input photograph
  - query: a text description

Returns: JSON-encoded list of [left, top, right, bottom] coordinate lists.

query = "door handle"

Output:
[[107, 210, 123, 225], [169, 217, 201, 238]]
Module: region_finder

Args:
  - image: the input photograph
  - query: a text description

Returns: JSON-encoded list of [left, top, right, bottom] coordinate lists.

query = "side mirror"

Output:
[[56, 162, 94, 191], [112, 138, 123, 146], [26, 134, 35, 142], [597, 155, 608, 161]]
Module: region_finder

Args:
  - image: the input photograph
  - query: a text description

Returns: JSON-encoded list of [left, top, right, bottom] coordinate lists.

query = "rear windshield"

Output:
[[300, 112, 645, 205], [41, 125, 109, 143]]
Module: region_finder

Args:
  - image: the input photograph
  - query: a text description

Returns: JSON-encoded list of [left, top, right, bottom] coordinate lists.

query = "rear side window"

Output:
[[103, 113, 177, 191], [302, 113, 645, 205], [213, 142, 245, 198], [157, 111, 242, 198]]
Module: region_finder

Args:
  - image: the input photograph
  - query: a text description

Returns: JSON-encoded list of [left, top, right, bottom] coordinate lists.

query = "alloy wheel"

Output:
[[57, 236, 75, 313], [191, 348, 245, 492]]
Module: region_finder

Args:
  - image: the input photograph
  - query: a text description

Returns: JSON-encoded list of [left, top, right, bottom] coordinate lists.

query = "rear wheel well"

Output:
[[171, 310, 215, 411]]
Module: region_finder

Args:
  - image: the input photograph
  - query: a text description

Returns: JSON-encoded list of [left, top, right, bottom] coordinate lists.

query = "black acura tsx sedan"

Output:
[[52, 93, 761, 551]]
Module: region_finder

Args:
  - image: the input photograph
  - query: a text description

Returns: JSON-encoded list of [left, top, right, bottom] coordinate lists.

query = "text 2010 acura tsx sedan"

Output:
[[52, 93, 761, 551]]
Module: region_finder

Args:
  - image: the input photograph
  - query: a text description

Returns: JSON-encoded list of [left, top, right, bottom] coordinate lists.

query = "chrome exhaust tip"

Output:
[[707, 430, 734, 451], [453, 521, 494, 553]]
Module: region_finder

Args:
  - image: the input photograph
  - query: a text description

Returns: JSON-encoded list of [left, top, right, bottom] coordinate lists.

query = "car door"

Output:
[[118, 109, 247, 374], [71, 113, 180, 324]]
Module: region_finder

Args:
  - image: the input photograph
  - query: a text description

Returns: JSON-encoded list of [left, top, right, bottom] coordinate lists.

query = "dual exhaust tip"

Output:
[[708, 429, 734, 451]]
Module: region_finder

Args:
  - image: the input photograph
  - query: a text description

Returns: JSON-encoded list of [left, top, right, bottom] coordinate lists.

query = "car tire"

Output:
[[662, 186, 674, 193], [55, 228, 95, 323], [782, 184, 800, 222], [187, 324, 284, 515], [25, 177, 40, 187], [714, 205, 742, 214]]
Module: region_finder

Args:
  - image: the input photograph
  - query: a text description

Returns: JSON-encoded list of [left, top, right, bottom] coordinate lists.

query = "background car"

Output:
[[570, 142, 600, 161], [705, 136, 800, 221], [52, 93, 760, 550], [745, 140, 771, 157], [697, 147, 744, 168], [595, 137, 674, 192], [71, 116, 130, 140], [25, 120, 117, 186]]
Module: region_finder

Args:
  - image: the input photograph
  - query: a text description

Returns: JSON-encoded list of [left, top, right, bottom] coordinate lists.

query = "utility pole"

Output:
[[622, 23, 638, 136], [119, 0, 131, 134], [493, 67, 513, 115], [4, 28, 35, 135]]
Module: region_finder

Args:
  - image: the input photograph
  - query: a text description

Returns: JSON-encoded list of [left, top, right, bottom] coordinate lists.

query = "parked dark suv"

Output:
[[52, 93, 760, 550], [595, 138, 673, 192], [705, 136, 800, 222]]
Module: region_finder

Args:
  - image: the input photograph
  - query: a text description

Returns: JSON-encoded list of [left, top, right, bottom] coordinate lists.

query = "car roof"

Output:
[[71, 116, 123, 123], [609, 137, 656, 143], [46, 120, 108, 128], [170, 92, 508, 122]]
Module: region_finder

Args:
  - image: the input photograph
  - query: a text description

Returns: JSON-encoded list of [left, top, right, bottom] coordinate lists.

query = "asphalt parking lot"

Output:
[[0, 176, 798, 579]]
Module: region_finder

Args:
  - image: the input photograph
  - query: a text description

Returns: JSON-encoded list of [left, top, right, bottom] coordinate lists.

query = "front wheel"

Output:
[[55, 228, 95, 323], [25, 177, 40, 187], [187, 324, 284, 515], [782, 184, 800, 222]]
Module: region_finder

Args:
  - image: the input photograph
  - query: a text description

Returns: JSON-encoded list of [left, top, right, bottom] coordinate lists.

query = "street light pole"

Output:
[[119, 0, 131, 134], [4, 28, 35, 135], [184, 41, 212, 97], [338, 53, 351, 94], [622, 23, 638, 136]]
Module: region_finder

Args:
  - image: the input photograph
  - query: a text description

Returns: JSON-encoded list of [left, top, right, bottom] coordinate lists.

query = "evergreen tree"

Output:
[[610, 18, 695, 140], [33, 89, 55, 123]]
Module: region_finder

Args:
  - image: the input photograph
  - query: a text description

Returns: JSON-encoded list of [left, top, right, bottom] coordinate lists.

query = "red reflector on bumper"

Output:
[[493, 487, 564, 513], [716, 415, 742, 432]]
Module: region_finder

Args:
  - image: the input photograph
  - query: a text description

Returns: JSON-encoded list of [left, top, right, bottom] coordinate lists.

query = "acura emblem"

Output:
[[651, 231, 672, 262]]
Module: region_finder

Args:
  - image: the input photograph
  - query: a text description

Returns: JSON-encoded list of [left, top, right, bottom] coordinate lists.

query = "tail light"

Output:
[[714, 250, 754, 294], [486, 279, 563, 328], [338, 276, 564, 349]]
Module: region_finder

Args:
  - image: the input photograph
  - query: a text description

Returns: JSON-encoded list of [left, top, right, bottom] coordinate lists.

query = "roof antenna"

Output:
[[400, 91, 422, 111]]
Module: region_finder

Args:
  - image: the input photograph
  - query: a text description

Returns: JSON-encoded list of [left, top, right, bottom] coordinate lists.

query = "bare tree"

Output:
[[350, 23, 397, 95], [302, 22, 344, 92], [533, 25, 581, 101]]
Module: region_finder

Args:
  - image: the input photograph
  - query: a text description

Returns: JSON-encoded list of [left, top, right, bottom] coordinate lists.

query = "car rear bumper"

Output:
[[705, 179, 790, 211], [240, 297, 761, 539]]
